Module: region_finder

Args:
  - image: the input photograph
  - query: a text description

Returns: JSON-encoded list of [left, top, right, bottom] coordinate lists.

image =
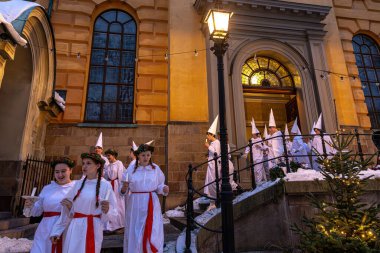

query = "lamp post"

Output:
[[205, 9, 235, 253]]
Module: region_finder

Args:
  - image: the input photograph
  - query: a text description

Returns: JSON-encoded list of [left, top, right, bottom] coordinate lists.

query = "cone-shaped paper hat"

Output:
[[95, 132, 103, 148], [208, 115, 219, 135], [269, 109, 276, 127], [251, 117, 260, 134], [314, 113, 322, 130], [291, 117, 299, 134], [132, 141, 138, 151]]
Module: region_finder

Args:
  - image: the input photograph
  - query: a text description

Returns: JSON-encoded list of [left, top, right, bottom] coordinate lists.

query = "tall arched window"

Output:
[[85, 10, 136, 123], [352, 34, 380, 128]]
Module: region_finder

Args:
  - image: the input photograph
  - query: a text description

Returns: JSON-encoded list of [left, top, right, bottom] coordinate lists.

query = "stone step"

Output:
[[169, 216, 187, 231], [0, 223, 38, 239], [0, 218, 30, 231], [0, 212, 12, 220]]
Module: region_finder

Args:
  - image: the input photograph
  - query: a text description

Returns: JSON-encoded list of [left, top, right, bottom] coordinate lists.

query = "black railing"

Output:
[[17, 155, 53, 216], [183, 129, 380, 252]]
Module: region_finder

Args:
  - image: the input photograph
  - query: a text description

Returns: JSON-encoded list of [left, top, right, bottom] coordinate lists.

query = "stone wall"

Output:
[[51, 0, 169, 124]]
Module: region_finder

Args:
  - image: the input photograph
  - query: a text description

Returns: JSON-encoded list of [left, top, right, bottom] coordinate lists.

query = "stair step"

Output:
[[0, 223, 39, 239], [0, 212, 12, 220], [0, 218, 30, 230], [169, 217, 187, 231]]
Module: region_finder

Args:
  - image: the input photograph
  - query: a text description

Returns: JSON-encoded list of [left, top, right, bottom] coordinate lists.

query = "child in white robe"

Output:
[[121, 143, 169, 253], [24, 157, 76, 253], [104, 149, 125, 233], [50, 153, 117, 253]]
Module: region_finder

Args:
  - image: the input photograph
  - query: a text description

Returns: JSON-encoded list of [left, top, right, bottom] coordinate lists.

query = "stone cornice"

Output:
[[194, 0, 331, 18]]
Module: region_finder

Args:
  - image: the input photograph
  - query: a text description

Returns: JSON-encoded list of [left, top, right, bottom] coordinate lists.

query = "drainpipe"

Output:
[[47, 0, 54, 18]]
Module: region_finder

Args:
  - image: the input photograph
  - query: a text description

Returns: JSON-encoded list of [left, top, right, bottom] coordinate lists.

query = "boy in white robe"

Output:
[[267, 109, 284, 169], [290, 118, 309, 167]]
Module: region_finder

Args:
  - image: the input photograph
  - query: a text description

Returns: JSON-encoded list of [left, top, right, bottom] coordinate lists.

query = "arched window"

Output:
[[352, 34, 380, 129], [85, 10, 136, 123], [241, 56, 294, 91]]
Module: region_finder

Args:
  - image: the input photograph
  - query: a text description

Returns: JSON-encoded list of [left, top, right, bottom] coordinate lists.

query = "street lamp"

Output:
[[205, 8, 235, 253]]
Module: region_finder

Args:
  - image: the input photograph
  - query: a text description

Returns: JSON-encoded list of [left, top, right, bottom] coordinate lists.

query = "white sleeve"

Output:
[[101, 182, 118, 224], [156, 167, 168, 196], [49, 182, 78, 237], [23, 186, 46, 217]]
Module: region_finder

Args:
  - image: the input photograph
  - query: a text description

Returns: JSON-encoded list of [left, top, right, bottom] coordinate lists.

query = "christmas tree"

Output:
[[292, 133, 380, 252]]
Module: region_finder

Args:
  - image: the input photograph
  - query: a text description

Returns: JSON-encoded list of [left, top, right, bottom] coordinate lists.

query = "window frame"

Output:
[[84, 9, 137, 124]]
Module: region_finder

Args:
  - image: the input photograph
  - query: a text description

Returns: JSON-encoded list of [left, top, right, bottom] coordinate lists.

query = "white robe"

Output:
[[244, 137, 267, 183], [104, 160, 125, 231], [24, 181, 75, 253], [50, 178, 117, 253], [124, 164, 168, 253], [204, 140, 221, 198], [311, 134, 336, 170], [291, 136, 309, 166], [267, 131, 284, 168], [227, 144, 238, 190], [101, 154, 110, 167]]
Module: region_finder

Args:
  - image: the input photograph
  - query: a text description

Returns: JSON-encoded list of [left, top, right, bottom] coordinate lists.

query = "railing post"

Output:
[[248, 139, 256, 189], [282, 133, 291, 173], [355, 128, 364, 163], [321, 131, 327, 159], [185, 164, 194, 253], [214, 152, 220, 208]]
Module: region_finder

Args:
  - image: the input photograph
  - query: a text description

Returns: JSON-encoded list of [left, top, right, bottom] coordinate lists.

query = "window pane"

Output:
[[276, 66, 288, 78], [268, 60, 280, 72], [363, 55, 373, 67], [101, 103, 116, 121], [110, 23, 122, 33], [91, 49, 106, 65], [374, 56, 380, 68], [122, 51, 135, 67], [123, 35, 136, 50], [108, 34, 121, 49], [361, 45, 370, 54], [354, 54, 363, 67], [118, 103, 133, 121], [365, 97, 373, 112], [106, 67, 119, 83], [374, 98, 380, 111], [358, 68, 367, 81], [362, 82, 370, 96], [120, 68, 134, 84], [87, 84, 103, 102], [94, 18, 108, 32], [89, 67, 104, 83], [117, 12, 131, 23], [104, 85, 118, 102], [370, 83, 380, 96], [353, 42, 360, 52], [93, 33, 107, 48], [370, 46, 379, 55], [250, 72, 264, 86], [102, 11, 116, 23], [106, 50, 121, 66], [242, 64, 253, 76], [258, 57, 268, 69], [281, 77, 292, 87], [246, 59, 259, 71], [119, 86, 134, 102], [367, 69, 377, 81], [124, 21, 136, 34], [86, 103, 101, 121], [266, 72, 280, 86], [353, 36, 362, 44], [242, 75, 249, 85]]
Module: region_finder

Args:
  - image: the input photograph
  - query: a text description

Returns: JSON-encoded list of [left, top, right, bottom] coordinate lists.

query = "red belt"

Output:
[[73, 212, 101, 253], [132, 192, 158, 253], [43, 212, 62, 253], [110, 178, 118, 191]]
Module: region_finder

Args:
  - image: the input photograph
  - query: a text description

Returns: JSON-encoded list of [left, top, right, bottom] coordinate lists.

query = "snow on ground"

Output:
[[285, 168, 380, 182], [176, 179, 280, 253], [0, 237, 33, 253], [164, 240, 176, 253], [165, 206, 185, 218]]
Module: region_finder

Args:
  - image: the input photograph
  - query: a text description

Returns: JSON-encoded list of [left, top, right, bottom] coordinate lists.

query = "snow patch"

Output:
[[165, 206, 185, 218], [0, 237, 33, 253], [285, 168, 380, 182]]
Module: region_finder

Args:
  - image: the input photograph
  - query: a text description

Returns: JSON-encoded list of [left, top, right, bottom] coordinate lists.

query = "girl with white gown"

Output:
[[121, 143, 169, 253], [50, 153, 117, 253], [104, 148, 125, 232], [23, 157, 76, 253]]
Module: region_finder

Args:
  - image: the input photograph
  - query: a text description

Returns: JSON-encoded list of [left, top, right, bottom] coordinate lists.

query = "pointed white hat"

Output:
[[145, 140, 154, 146], [310, 122, 316, 135], [284, 124, 290, 139], [263, 124, 269, 139], [291, 117, 299, 134], [208, 115, 219, 135], [251, 117, 260, 134], [314, 113, 322, 130], [132, 141, 138, 151], [269, 109, 276, 127], [95, 132, 103, 148]]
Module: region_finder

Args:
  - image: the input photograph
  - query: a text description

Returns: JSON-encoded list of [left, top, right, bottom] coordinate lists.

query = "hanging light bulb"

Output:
[[302, 66, 307, 71], [320, 74, 327, 80], [105, 54, 109, 62], [194, 49, 198, 57], [376, 82, 380, 87], [164, 52, 169, 60], [135, 58, 138, 62], [352, 76, 356, 81], [253, 53, 257, 61], [340, 76, 344, 81], [77, 52, 81, 59]]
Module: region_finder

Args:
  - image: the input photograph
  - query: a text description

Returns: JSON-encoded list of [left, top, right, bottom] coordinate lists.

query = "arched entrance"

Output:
[[241, 55, 298, 137], [0, 7, 55, 161]]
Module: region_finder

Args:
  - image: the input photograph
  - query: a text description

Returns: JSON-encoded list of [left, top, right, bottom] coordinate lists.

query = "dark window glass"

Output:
[[352, 34, 380, 128], [85, 10, 136, 123]]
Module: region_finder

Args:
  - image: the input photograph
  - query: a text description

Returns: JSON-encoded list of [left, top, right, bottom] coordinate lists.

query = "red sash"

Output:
[[132, 192, 158, 253], [110, 178, 118, 191], [73, 212, 101, 253], [43, 212, 62, 253]]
